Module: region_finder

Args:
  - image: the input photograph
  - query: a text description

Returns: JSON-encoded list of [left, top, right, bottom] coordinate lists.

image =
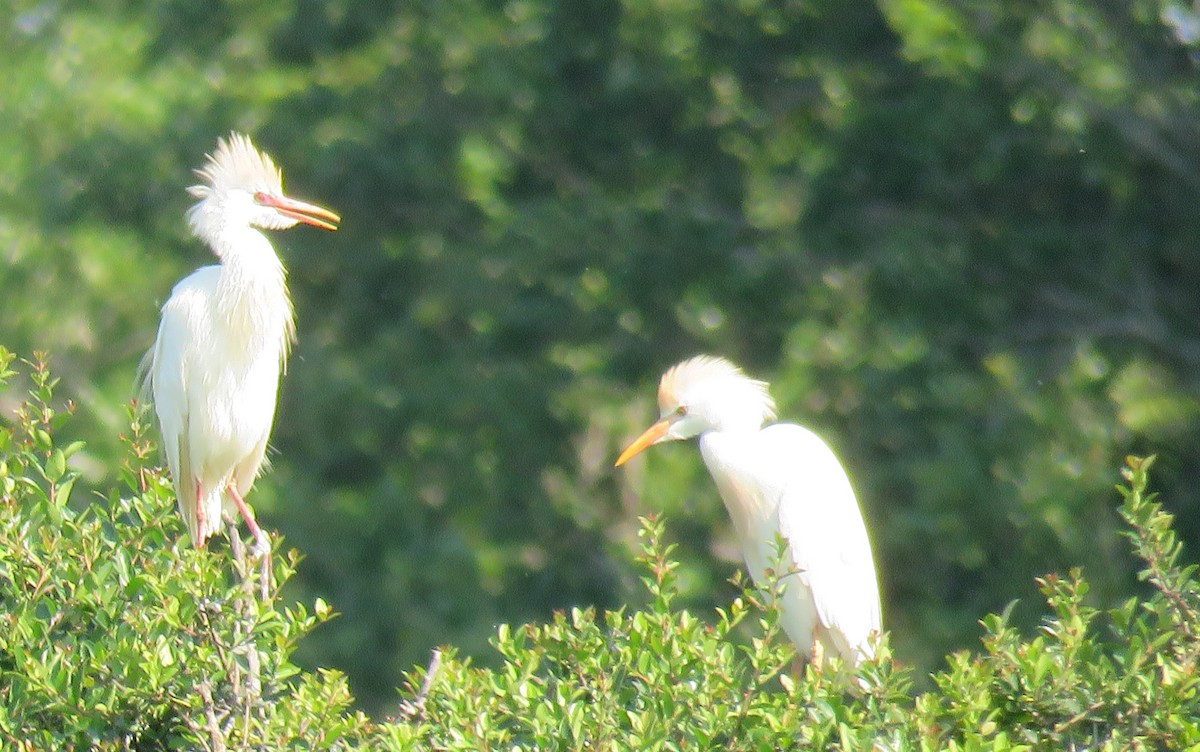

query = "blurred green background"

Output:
[[4, 0, 1200, 713]]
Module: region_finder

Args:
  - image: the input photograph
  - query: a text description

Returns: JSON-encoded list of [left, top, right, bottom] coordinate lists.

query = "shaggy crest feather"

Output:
[[187, 132, 284, 201], [658, 355, 776, 422]]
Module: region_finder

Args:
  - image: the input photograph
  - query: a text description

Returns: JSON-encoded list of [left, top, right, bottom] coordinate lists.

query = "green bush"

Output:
[[1, 348, 1198, 749], [0, 349, 370, 750]]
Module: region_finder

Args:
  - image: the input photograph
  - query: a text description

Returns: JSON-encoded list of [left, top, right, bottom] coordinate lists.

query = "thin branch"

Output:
[[397, 649, 443, 722], [198, 681, 227, 752]]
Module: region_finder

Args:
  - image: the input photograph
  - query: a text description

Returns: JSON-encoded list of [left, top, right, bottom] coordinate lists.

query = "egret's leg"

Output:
[[227, 482, 270, 600], [226, 483, 268, 555], [195, 479, 206, 541], [810, 637, 826, 672]]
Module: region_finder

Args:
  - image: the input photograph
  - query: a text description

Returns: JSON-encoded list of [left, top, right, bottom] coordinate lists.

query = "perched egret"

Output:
[[142, 133, 339, 558], [615, 355, 881, 668]]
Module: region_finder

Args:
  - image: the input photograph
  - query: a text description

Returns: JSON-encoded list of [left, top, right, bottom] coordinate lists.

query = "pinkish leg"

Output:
[[195, 479, 206, 539], [227, 481, 271, 599], [226, 482, 263, 543]]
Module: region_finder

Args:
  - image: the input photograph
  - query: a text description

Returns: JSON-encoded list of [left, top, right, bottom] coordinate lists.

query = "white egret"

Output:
[[615, 355, 881, 668], [142, 133, 339, 560]]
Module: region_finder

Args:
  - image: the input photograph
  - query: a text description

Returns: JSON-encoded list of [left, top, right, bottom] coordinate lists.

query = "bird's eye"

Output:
[[253, 191, 270, 204], [674, 405, 688, 417]]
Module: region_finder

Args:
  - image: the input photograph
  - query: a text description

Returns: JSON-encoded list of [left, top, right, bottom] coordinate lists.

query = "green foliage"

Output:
[[388, 517, 911, 750], [5, 0, 1200, 709], [384, 453, 1200, 750], [926, 455, 1200, 750], [0, 351, 371, 750], [3, 351, 1200, 748]]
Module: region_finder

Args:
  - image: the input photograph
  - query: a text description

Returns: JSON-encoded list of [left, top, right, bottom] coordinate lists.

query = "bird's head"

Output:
[[186, 133, 339, 243], [615, 355, 776, 466]]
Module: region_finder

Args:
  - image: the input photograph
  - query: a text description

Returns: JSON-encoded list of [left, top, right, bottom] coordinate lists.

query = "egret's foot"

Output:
[[250, 529, 272, 601], [249, 529, 270, 559]]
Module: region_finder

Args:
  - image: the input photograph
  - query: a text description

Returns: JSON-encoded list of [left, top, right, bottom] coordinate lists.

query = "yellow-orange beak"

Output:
[[614, 418, 672, 467], [259, 193, 341, 231]]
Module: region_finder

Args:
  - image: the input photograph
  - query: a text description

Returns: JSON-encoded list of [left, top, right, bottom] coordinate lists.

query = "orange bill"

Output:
[[614, 418, 671, 467], [259, 193, 341, 230]]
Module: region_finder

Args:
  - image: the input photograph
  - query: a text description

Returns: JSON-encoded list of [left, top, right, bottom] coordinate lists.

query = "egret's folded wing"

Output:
[[767, 424, 881, 664], [147, 275, 212, 545]]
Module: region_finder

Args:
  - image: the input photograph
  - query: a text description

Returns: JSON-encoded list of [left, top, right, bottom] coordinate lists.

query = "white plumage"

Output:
[[142, 133, 339, 550], [616, 355, 881, 667]]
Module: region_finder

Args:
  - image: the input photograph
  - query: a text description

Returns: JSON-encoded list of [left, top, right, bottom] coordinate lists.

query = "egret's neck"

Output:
[[698, 427, 778, 550], [210, 225, 285, 280], [209, 225, 295, 362]]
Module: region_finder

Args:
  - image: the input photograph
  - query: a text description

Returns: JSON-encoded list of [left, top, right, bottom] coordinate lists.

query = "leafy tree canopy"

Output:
[[2, 0, 1199, 711]]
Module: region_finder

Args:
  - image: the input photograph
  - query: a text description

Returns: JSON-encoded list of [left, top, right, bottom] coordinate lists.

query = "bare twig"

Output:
[[397, 649, 443, 721], [198, 681, 227, 752], [228, 524, 264, 733]]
